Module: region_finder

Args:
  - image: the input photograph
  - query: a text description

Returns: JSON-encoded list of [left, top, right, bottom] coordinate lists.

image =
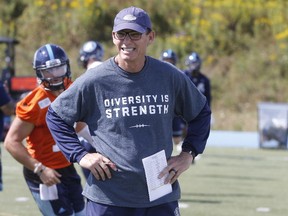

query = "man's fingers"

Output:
[[164, 168, 178, 184], [100, 163, 112, 179], [91, 163, 113, 181], [91, 168, 101, 180]]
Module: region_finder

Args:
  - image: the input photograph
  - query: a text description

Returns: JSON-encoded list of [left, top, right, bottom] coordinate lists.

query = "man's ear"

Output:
[[147, 31, 155, 45], [112, 32, 117, 45]]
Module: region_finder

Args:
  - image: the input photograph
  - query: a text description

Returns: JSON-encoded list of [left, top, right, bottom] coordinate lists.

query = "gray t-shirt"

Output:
[[51, 56, 206, 207]]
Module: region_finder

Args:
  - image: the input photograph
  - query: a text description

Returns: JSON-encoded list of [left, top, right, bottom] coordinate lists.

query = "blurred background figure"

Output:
[[183, 52, 212, 162], [78, 40, 104, 70], [184, 52, 211, 107], [161, 49, 177, 65], [0, 80, 15, 191], [76, 40, 105, 179], [161, 49, 187, 146]]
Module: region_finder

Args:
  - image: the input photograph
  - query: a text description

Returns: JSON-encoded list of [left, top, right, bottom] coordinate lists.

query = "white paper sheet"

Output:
[[142, 150, 172, 202], [39, 184, 58, 200]]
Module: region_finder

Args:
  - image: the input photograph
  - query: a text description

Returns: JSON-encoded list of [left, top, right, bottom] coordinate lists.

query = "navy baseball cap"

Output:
[[113, 6, 152, 33]]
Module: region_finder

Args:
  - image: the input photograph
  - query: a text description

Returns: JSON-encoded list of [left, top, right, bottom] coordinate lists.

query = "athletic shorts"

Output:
[[23, 165, 85, 216], [86, 199, 180, 216]]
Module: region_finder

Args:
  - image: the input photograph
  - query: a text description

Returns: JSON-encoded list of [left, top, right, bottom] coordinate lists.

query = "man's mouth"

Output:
[[121, 47, 135, 52]]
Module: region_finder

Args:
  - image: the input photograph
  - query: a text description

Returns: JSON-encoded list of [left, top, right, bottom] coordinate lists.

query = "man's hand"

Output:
[[39, 167, 62, 186], [158, 151, 193, 184], [79, 153, 117, 181]]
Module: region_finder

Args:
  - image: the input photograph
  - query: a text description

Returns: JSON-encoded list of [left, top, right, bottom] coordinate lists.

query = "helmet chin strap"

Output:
[[42, 77, 67, 91]]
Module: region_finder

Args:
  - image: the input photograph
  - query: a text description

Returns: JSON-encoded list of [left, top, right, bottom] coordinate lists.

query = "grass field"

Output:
[[0, 143, 288, 216]]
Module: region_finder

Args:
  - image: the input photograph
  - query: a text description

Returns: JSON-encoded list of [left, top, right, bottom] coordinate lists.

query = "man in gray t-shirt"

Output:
[[46, 6, 211, 216]]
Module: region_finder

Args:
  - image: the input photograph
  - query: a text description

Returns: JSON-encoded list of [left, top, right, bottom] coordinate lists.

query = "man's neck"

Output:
[[114, 55, 146, 73]]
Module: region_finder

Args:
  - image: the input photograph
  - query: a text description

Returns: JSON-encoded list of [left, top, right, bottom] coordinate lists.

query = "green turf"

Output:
[[1, 144, 287, 216]]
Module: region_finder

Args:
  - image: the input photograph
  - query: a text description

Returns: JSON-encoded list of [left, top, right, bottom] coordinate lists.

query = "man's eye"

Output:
[[130, 33, 141, 36]]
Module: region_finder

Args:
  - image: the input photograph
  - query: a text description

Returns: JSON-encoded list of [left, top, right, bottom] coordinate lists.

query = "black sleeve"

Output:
[[182, 101, 211, 156], [46, 106, 88, 163]]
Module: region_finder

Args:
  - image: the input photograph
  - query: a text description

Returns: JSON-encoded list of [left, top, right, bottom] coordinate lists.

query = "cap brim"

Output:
[[113, 23, 146, 33]]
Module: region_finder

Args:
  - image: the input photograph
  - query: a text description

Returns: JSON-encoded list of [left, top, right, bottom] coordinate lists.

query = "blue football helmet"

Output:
[[185, 52, 202, 72], [78, 41, 104, 69], [33, 44, 71, 91], [161, 49, 177, 65]]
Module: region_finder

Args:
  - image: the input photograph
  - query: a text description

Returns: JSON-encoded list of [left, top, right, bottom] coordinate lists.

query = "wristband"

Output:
[[33, 162, 46, 176], [33, 162, 42, 173], [37, 166, 46, 176]]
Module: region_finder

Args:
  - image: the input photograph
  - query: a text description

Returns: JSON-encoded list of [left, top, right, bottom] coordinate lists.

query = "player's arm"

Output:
[[4, 117, 61, 186], [4, 117, 36, 170]]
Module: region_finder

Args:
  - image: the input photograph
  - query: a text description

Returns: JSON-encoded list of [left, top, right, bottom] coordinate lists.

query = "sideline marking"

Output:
[[15, 197, 29, 202], [256, 207, 270, 212], [179, 202, 189, 208]]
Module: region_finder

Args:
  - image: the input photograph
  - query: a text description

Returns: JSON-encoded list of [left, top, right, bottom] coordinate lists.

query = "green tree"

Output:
[[0, 0, 27, 37]]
